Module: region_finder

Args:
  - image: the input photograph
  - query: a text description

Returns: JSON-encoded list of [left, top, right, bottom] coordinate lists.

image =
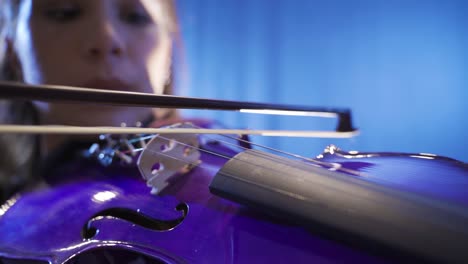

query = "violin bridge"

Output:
[[137, 123, 201, 195]]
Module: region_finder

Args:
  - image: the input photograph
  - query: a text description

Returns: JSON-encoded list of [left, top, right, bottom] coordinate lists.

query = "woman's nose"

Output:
[[85, 20, 124, 59]]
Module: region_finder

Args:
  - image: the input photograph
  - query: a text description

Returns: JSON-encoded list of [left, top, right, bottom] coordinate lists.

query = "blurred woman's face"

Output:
[[11, 0, 173, 126]]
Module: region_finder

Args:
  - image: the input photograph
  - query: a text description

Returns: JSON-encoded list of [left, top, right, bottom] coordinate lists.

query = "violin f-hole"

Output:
[[81, 203, 189, 239]]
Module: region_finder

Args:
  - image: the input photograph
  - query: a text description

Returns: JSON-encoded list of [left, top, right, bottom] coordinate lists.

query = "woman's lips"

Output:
[[81, 79, 135, 92]]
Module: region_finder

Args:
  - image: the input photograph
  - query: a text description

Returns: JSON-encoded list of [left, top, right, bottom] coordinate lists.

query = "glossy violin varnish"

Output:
[[210, 149, 468, 263], [0, 83, 467, 263], [0, 136, 393, 264]]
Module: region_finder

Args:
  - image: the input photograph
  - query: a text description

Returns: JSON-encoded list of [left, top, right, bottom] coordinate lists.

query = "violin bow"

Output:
[[0, 81, 358, 138]]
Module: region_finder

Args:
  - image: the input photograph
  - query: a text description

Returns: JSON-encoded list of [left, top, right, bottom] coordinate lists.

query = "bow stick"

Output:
[[0, 81, 359, 137]]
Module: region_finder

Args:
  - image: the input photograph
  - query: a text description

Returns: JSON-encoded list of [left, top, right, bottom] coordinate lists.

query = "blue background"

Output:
[[175, 0, 467, 162]]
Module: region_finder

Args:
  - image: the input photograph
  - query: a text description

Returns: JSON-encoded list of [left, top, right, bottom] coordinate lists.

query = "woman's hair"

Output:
[[0, 0, 36, 202], [0, 0, 20, 81], [0, 0, 180, 202]]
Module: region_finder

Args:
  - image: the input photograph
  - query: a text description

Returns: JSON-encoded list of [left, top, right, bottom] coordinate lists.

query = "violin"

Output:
[[0, 82, 467, 264]]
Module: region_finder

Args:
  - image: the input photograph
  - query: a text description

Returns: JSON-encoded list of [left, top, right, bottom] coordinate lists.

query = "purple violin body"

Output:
[[0, 140, 467, 263]]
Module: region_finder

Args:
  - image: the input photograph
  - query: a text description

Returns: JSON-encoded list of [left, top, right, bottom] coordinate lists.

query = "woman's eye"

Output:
[[44, 6, 81, 22], [121, 11, 152, 26]]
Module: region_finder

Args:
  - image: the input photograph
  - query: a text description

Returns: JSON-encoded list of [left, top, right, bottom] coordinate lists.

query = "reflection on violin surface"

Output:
[[0, 118, 467, 263], [0, 0, 467, 263]]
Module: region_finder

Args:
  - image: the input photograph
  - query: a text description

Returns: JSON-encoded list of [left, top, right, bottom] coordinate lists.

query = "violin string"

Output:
[[139, 136, 372, 199], [123, 126, 342, 170], [140, 137, 303, 188], [117, 129, 364, 177], [127, 133, 317, 168], [202, 132, 356, 173], [142, 133, 364, 177], [126, 134, 311, 179]]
